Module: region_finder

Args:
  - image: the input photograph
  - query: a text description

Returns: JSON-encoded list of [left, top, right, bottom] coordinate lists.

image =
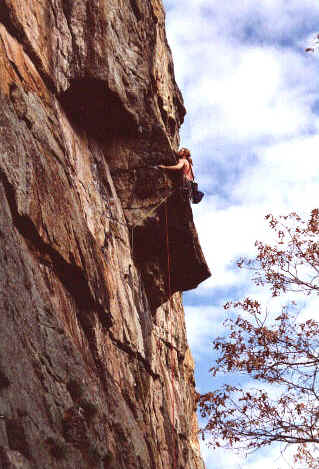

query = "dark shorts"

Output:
[[181, 178, 193, 202]]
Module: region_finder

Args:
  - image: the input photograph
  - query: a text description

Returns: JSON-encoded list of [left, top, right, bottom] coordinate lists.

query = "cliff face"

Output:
[[0, 1, 210, 468]]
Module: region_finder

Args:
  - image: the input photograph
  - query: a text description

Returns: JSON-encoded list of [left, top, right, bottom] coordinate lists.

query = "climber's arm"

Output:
[[158, 159, 185, 171]]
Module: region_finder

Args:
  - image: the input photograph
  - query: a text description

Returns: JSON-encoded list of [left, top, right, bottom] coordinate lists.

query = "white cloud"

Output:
[[166, 0, 319, 146], [163, 1, 319, 468], [192, 199, 274, 289], [166, 0, 319, 45], [235, 135, 319, 205], [187, 48, 315, 144], [185, 305, 225, 355], [296, 296, 319, 322], [178, 44, 317, 146], [200, 441, 295, 469], [191, 131, 319, 291]]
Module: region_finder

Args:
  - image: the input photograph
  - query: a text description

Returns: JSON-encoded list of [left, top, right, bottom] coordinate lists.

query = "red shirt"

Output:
[[180, 159, 194, 181]]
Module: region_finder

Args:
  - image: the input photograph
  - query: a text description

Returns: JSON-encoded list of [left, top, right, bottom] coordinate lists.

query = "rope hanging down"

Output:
[[164, 202, 178, 469], [106, 197, 181, 469]]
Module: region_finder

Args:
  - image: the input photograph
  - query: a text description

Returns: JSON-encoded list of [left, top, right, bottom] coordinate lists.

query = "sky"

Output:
[[162, 1, 319, 468]]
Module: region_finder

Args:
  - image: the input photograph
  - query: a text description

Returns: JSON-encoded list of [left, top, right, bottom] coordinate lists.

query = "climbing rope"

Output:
[[109, 155, 181, 175], [105, 185, 178, 260], [164, 202, 178, 469], [106, 195, 180, 468], [110, 165, 161, 175], [104, 213, 128, 227], [123, 186, 177, 212]]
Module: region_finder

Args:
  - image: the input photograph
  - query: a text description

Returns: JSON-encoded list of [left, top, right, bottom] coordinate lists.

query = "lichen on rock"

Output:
[[0, 1, 210, 468]]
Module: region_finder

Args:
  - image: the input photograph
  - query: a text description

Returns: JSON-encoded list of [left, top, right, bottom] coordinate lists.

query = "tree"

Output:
[[199, 209, 319, 467]]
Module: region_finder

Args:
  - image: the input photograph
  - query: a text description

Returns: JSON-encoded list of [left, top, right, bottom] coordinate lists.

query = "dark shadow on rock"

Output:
[[60, 78, 138, 141], [133, 182, 211, 309]]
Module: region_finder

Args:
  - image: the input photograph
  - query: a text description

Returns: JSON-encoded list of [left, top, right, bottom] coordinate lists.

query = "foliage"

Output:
[[199, 210, 319, 467]]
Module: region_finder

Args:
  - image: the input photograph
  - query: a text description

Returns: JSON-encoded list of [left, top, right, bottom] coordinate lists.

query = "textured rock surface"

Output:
[[0, 1, 210, 468]]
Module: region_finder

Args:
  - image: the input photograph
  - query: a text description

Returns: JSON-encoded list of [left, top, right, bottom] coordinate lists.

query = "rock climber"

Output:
[[305, 33, 319, 53], [158, 147, 195, 201]]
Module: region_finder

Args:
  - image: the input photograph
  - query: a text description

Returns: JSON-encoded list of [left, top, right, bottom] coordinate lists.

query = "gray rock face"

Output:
[[0, 1, 210, 468]]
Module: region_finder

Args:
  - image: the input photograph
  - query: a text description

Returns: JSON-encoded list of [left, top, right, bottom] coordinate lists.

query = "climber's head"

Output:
[[178, 147, 192, 165], [178, 148, 190, 158]]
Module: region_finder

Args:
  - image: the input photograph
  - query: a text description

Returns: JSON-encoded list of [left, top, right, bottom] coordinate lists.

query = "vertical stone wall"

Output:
[[0, 1, 210, 467]]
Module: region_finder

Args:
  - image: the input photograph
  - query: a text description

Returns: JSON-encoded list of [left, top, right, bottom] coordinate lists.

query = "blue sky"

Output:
[[162, 1, 319, 468]]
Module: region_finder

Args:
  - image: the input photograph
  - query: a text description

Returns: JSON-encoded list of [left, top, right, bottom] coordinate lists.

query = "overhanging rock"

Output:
[[117, 170, 210, 308]]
